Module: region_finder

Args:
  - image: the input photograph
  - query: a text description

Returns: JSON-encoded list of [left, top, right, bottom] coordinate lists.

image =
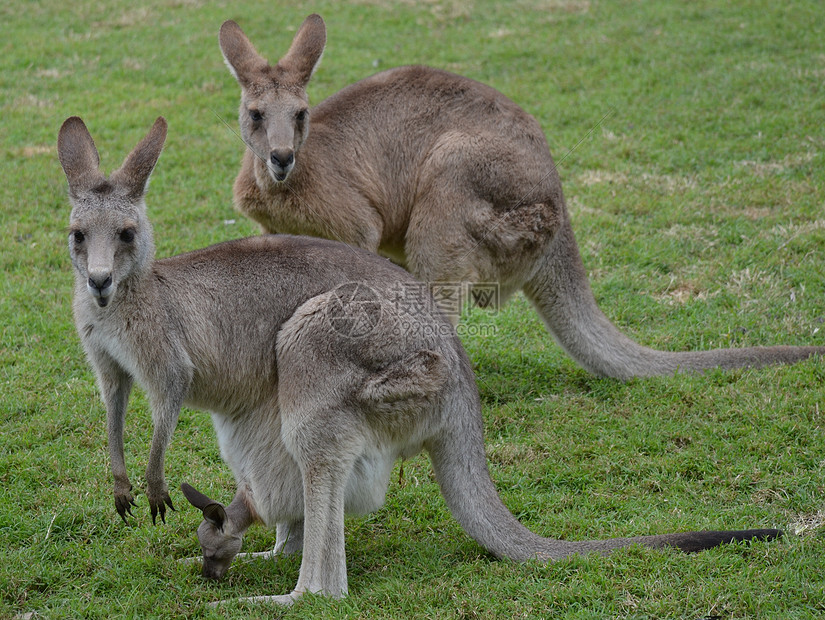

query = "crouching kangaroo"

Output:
[[219, 15, 824, 380], [59, 115, 780, 604]]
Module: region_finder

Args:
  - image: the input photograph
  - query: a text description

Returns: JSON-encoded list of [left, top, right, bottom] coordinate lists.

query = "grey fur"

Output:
[[60, 116, 780, 605], [220, 15, 823, 380]]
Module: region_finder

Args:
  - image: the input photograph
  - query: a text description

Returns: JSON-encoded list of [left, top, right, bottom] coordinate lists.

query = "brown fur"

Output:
[[59, 116, 781, 606], [220, 15, 824, 379]]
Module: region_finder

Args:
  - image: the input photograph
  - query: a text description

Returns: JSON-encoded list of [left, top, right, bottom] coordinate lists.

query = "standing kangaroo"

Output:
[[220, 15, 824, 380], [59, 115, 780, 605]]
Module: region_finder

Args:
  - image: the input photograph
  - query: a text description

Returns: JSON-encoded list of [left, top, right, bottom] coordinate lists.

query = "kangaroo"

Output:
[[219, 15, 824, 380], [59, 115, 780, 605]]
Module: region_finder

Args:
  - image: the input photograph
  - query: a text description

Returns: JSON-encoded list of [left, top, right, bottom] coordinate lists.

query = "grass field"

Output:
[[2, 0, 825, 617]]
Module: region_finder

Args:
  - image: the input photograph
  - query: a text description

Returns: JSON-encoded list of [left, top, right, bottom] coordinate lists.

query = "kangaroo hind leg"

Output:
[[407, 131, 562, 319], [228, 521, 303, 565], [273, 519, 304, 556]]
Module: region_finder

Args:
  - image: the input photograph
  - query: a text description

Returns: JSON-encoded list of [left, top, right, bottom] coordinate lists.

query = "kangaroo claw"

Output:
[[150, 493, 176, 525], [115, 493, 138, 524]]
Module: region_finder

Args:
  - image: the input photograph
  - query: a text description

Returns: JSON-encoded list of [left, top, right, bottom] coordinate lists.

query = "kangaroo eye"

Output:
[[72, 230, 85, 244], [119, 228, 135, 243], [295, 109, 308, 124], [248, 109, 263, 122]]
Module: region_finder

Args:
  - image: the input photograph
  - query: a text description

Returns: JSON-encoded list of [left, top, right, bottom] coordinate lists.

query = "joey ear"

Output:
[[181, 482, 217, 510], [219, 20, 269, 86], [57, 116, 104, 195], [278, 14, 326, 85], [202, 503, 228, 531], [181, 483, 227, 530], [109, 117, 167, 201]]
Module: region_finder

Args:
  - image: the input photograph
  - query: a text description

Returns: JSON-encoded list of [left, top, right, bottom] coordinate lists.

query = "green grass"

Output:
[[2, 0, 825, 617]]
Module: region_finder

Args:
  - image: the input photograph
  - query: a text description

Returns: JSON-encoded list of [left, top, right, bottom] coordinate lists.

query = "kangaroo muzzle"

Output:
[[268, 148, 295, 182], [201, 561, 230, 581], [87, 271, 114, 307]]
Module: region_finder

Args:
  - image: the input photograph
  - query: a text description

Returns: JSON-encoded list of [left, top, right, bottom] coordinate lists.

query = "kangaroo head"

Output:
[[58, 116, 166, 308], [219, 14, 326, 184], [181, 483, 243, 580]]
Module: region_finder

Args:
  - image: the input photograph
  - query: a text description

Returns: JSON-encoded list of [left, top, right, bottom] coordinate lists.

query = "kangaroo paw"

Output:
[[115, 491, 137, 525], [149, 490, 176, 525]]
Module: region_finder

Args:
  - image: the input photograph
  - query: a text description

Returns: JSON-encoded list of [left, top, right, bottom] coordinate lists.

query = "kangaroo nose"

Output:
[[88, 274, 112, 292], [270, 149, 294, 169]]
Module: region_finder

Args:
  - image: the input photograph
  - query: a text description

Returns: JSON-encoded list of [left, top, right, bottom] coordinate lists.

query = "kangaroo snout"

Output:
[[269, 149, 294, 181], [270, 149, 293, 168], [87, 272, 113, 306], [201, 562, 229, 581]]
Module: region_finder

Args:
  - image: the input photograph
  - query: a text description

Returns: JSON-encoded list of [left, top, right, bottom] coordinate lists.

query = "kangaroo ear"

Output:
[[57, 116, 104, 195], [278, 14, 326, 85], [110, 116, 167, 201], [202, 503, 228, 531], [219, 20, 269, 86], [182, 483, 227, 530], [181, 482, 217, 510]]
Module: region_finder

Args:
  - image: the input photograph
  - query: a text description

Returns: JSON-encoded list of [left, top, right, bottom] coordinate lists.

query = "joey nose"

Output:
[[202, 564, 228, 581], [270, 149, 294, 169]]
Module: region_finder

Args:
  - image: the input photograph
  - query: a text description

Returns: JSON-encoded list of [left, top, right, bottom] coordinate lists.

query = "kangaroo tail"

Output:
[[522, 218, 824, 379], [427, 374, 782, 561]]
